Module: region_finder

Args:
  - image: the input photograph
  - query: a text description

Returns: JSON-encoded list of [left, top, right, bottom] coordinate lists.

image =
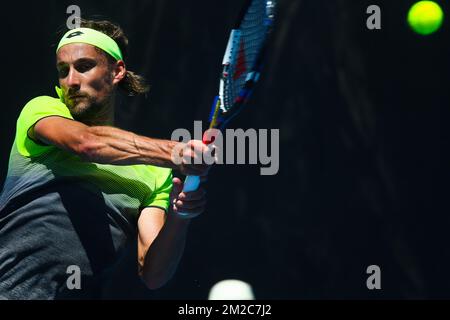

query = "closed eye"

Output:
[[74, 59, 96, 73], [57, 65, 69, 78], [56, 58, 97, 78]]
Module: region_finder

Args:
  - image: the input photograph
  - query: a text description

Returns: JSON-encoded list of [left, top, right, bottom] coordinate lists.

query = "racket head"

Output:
[[210, 0, 276, 130]]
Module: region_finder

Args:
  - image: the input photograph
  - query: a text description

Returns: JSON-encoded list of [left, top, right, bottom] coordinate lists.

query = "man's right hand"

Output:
[[172, 140, 212, 176]]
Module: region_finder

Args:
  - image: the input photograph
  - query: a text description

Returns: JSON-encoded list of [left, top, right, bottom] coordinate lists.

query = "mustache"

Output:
[[66, 90, 89, 100], [67, 94, 88, 99]]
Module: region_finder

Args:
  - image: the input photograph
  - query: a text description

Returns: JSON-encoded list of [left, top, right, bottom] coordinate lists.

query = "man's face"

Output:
[[56, 43, 115, 119]]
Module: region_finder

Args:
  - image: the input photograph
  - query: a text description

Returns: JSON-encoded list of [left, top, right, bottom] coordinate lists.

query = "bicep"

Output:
[[137, 207, 166, 266], [33, 116, 89, 154]]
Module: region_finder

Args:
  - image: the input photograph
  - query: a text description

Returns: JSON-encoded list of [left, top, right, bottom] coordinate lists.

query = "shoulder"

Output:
[[20, 96, 68, 116], [15, 96, 72, 157], [17, 95, 73, 131], [25, 95, 63, 106]]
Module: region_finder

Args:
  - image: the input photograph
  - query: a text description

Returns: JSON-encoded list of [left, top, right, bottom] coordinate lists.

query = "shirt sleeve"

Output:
[[16, 96, 73, 157], [142, 168, 173, 212]]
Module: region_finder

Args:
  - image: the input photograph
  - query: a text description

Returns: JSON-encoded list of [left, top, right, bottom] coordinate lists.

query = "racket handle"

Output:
[[177, 175, 200, 216], [183, 175, 201, 192], [178, 122, 217, 214], [182, 128, 215, 194]]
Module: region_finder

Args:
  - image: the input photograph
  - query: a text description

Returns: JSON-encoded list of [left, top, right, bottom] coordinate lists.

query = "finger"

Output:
[[171, 177, 183, 197], [178, 188, 206, 201], [182, 147, 202, 164], [207, 145, 220, 164], [187, 139, 206, 150], [186, 140, 209, 158], [185, 140, 212, 163], [175, 198, 207, 210]]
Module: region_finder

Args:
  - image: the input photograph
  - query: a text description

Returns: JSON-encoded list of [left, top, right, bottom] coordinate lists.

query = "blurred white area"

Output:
[[208, 279, 255, 300]]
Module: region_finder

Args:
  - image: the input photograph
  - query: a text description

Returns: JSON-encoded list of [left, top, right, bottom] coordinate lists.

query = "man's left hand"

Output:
[[169, 177, 207, 219]]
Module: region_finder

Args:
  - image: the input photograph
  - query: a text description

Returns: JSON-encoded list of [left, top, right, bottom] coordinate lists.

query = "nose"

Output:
[[66, 67, 81, 89]]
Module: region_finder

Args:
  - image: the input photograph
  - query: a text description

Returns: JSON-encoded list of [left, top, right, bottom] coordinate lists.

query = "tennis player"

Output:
[[0, 19, 210, 299]]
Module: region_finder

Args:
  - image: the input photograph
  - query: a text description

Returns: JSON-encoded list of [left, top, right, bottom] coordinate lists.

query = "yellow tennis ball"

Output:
[[407, 1, 444, 35]]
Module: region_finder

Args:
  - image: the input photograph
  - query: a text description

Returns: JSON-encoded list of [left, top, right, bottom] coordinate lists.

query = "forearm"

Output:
[[78, 125, 179, 168], [140, 215, 191, 289]]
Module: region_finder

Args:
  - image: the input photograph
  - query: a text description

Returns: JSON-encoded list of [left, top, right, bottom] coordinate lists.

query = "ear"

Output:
[[112, 60, 126, 85]]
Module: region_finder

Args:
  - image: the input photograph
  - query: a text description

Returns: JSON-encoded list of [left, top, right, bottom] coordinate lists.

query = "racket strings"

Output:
[[226, 0, 268, 111]]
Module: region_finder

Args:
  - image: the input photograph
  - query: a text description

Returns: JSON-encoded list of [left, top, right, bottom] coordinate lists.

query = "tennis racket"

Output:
[[181, 0, 276, 210]]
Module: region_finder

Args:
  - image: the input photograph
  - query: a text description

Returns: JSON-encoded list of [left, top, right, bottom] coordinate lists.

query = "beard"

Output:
[[66, 93, 112, 125]]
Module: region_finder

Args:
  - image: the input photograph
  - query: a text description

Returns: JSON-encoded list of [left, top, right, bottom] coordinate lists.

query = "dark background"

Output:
[[2, 0, 450, 299]]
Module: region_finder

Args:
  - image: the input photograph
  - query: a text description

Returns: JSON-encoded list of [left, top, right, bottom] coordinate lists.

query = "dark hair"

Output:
[[76, 19, 150, 96]]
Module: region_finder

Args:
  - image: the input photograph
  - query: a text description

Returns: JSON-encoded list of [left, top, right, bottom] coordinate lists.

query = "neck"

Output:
[[80, 94, 116, 127]]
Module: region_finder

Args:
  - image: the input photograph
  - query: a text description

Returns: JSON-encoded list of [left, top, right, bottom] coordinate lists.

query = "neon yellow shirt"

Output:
[[0, 94, 175, 298], [3, 95, 172, 218]]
